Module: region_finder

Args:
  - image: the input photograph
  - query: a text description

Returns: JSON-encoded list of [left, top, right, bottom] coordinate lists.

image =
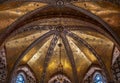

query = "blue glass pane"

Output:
[[16, 74, 25, 83], [93, 73, 105, 83]]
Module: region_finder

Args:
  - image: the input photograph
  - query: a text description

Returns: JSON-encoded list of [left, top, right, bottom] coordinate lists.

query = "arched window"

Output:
[[93, 72, 106, 83], [16, 73, 25, 83]]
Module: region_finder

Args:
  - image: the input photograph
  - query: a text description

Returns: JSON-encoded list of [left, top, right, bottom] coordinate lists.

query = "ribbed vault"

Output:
[[0, 1, 120, 83], [7, 25, 113, 83]]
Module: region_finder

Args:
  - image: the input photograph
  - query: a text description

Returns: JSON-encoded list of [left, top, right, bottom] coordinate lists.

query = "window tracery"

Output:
[[48, 74, 71, 83]]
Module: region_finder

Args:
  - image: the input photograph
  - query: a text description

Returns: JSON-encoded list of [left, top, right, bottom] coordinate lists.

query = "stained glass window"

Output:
[[16, 73, 25, 83], [93, 72, 106, 83]]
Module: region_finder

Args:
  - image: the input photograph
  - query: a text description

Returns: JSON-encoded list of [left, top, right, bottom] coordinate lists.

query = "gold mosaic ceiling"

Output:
[[0, 2, 47, 33], [0, 1, 120, 37], [0, 1, 119, 83], [4, 24, 113, 82]]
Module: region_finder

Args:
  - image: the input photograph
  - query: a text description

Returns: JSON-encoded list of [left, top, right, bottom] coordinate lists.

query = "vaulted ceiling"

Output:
[[0, 0, 120, 83]]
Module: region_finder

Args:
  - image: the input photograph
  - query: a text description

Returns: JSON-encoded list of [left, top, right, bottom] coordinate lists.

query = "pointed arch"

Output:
[[12, 65, 37, 83], [93, 72, 106, 83], [16, 73, 25, 83]]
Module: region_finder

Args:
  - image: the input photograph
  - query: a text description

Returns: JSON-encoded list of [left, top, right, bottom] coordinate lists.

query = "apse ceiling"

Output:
[[0, 0, 120, 83], [4, 22, 113, 82]]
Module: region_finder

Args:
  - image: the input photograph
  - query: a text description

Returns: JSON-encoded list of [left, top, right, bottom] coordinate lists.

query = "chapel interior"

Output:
[[0, 0, 120, 83]]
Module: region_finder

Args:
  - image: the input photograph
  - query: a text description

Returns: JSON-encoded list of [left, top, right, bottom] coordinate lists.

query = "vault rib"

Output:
[[9, 30, 55, 83], [61, 31, 79, 83], [66, 30, 111, 82], [40, 32, 59, 83]]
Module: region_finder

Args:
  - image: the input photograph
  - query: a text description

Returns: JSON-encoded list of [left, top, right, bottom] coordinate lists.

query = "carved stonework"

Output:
[[112, 47, 120, 65], [83, 67, 101, 80], [111, 57, 120, 82], [83, 67, 106, 83], [48, 74, 71, 83], [0, 48, 7, 83]]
